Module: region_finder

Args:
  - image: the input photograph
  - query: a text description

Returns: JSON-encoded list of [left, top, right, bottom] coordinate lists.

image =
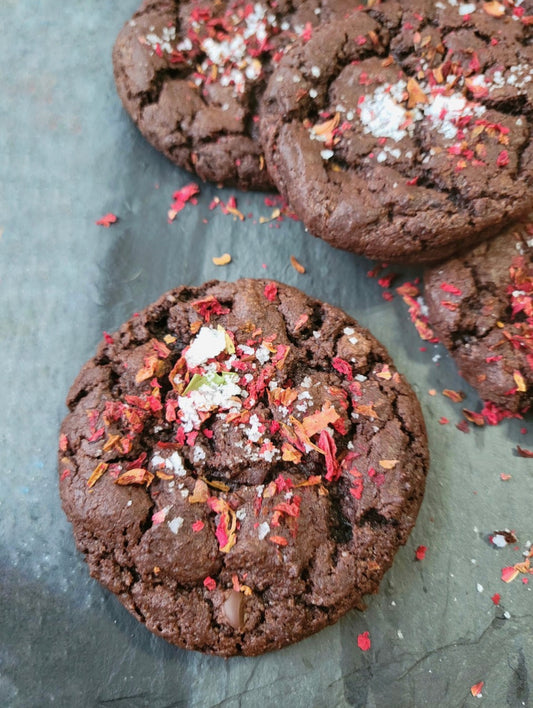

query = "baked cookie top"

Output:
[[424, 224, 533, 414], [260, 0, 533, 262], [112, 0, 352, 190], [58, 279, 428, 656]]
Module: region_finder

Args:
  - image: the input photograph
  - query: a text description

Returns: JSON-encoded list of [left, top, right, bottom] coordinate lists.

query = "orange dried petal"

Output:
[[406, 77, 428, 108], [212, 253, 232, 266], [379, 459, 399, 470], [290, 255, 306, 274], [470, 681, 484, 697], [115, 467, 154, 486], [87, 462, 108, 488], [189, 479, 209, 503], [312, 112, 340, 137], [302, 402, 341, 438], [269, 535, 288, 546], [483, 1, 505, 17], [442, 388, 465, 403], [513, 370, 526, 392], [281, 443, 303, 464]]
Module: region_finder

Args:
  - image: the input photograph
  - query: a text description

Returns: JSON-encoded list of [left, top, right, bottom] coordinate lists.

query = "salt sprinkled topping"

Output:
[[255, 344, 271, 365], [185, 326, 227, 368], [343, 327, 355, 335], [359, 81, 407, 142], [192, 446, 206, 463], [239, 344, 255, 356], [423, 92, 485, 141], [492, 533, 508, 548], [152, 451, 187, 476], [246, 413, 263, 443], [178, 372, 242, 432], [257, 521, 271, 540], [458, 2, 476, 15], [168, 516, 184, 534]]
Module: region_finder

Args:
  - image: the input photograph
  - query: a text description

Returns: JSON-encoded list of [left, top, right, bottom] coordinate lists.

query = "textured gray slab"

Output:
[[0, 1, 532, 707]]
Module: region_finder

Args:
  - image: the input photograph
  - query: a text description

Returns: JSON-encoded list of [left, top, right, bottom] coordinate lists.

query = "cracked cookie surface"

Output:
[[424, 224, 533, 415], [58, 279, 428, 656], [112, 0, 352, 190], [260, 1, 533, 262]]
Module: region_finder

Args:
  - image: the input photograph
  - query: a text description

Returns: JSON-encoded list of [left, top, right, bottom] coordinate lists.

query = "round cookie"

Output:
[[424, 223, 533, 414], [260, 1, 533, 262], [58, 279, 429, 656], [112, 0, 353, 190]]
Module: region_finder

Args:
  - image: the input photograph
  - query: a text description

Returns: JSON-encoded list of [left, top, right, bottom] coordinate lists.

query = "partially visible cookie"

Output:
[[58, 279, 428, 656], [424, 224, 533, 413], [112, 0, 352, 190], [260, 2, 533, 262]]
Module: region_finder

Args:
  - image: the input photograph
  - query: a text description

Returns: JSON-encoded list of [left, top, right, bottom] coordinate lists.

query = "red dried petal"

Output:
[[496, 150, 509, 167], [357, 631, 371, 651], [264, 282, 278, 302], [191, 295, 230, 323], [332, 357, 353, 381], [96, 213, 118, 227], [501, 566, 519, 583], [318, 429, 341, 482], [440, 282, 462, 296], [470, 681, 484, 697], [168, 183, 200, 221], [151, 507, 169, 525], [517, 445, 533, 458], [415, 545, 427, 561], [203, 576, 216, 591]]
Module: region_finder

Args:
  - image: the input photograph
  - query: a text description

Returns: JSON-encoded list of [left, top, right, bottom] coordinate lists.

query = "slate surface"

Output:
[[0, 2, 532, 706]]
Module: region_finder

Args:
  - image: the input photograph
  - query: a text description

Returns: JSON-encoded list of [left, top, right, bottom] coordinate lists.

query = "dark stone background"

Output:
[[0, 2, 531, 706]]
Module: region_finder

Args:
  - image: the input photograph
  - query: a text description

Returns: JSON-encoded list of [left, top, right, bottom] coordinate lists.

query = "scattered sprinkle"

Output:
[[96, 213, 118, 227], [357, 631, 371, 652], [470, 681, 484, 698], [415, 545, 427, 561], [212, 252, 232, 266], [290, 255, 306, 274], [168, 183, 200, 222]]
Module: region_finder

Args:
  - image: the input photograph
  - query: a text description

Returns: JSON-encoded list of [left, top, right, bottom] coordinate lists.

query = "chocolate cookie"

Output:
[[424, 224, 533, 414], [112, 0, 352, 190], [260, 1, 533, 262], [58, 279, 429, 656]]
